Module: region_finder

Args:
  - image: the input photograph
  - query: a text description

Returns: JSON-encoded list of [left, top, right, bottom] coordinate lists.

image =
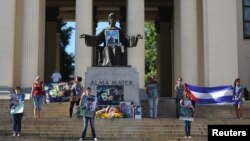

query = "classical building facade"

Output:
[[0, 0, 250, 97]]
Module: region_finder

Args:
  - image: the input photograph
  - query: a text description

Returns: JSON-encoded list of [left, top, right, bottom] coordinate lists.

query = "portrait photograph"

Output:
[[134, 106, 142, 119], [105, 30, 120, 47], [120, 101, 133, 118], [82, 96, 97, 112]]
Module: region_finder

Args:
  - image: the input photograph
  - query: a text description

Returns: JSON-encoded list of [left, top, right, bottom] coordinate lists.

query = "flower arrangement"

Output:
[[96, 106, 124, 119]]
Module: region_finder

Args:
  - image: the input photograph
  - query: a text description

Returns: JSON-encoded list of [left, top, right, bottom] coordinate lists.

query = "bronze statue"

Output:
[[80, 12, 143, 66]]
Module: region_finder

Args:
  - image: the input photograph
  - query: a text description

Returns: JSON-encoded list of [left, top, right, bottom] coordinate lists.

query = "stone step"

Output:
[[0, 136, 208, 141], [1, 118, 249, 132], [0, 99, 249, 141], [2, 99, 250, 117]]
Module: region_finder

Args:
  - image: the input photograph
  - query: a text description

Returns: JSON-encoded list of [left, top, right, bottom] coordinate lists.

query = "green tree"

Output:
[[59, 22, 75, 81], [144, 22, 157, 85]]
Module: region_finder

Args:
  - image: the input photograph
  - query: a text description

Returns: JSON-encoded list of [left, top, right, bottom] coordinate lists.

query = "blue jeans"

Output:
[[184, 120, 191, 136], [81, 117, 96, 139], [175, 98, 181, 118], [33, 95, 43, 111], [12, 113, 23, 133], [148, 97, 159, 118]]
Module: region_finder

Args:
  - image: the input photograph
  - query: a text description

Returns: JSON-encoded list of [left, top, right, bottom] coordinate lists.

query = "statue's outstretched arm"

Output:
[[80, 29, 105, 47], [80, 34, 99, 47]]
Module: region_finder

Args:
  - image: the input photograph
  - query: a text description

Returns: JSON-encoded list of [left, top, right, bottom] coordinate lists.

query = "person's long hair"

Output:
[[233, 78, 240, 95], [233, 78, 240, 88]]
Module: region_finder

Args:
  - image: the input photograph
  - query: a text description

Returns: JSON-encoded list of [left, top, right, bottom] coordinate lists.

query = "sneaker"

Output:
[[79, 138, 84, 141], [184, 136, 187, 138], [12, 133, 16, 137], [188, 136, 191, 138], [17, 133, 20, 137], [94, 138, 98, 141]]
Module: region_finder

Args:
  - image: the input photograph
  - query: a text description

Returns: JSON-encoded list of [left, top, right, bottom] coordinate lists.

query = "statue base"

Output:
[[84, 67, 140, 106]]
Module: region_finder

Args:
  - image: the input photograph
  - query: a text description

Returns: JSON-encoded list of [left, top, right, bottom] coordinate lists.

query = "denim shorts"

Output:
[[33, 95, 43, 111]]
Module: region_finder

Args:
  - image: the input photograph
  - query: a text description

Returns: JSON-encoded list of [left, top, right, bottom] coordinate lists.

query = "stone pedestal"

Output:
[[85, 67, 140, 106]]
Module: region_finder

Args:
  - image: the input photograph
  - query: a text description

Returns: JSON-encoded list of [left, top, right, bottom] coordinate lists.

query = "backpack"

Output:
[[243, 87, 249, 100]]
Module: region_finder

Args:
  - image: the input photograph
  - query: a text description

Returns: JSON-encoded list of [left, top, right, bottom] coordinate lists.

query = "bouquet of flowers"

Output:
[[96, 106, 123, 119]]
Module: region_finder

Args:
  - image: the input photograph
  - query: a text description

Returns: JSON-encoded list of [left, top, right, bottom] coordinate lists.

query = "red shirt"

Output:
[[32, 82, 43, 96]]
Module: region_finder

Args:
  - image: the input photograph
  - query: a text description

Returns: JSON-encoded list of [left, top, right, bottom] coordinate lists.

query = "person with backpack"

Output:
[[233, 78, 244, 119], [146, 76, 160, 118], [69, 76, 84, 118]]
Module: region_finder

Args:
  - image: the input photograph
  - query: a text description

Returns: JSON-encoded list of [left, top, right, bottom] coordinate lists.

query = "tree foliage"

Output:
[[144, 22, 157, 85], [59, 22, 75, 81]]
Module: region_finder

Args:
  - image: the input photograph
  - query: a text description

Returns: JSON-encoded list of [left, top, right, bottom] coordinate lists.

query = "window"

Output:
[[243, 0, 250, 38]]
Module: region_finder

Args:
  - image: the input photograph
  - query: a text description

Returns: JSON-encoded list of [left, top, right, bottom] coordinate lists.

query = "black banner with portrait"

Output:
[[96, 85, 124, 105]]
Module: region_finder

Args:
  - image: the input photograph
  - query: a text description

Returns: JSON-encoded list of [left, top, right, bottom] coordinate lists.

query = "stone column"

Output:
[[75, 0, 93, 80], [180, 0, 198, 85], [127, 0, 145, 90], [14, 0, 24, 87], [21, 0, 46, 87], [174, 0, 181, 86], [92, 9, 98, 66], [203, 0, 238, 86], [0, 0, 16, 87]]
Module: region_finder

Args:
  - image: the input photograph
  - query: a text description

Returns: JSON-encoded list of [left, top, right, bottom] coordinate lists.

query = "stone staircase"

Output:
[[0, 98, 249, 141]]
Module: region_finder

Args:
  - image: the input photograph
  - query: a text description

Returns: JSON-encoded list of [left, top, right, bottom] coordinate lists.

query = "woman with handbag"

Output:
[[30, 76, 44, 119]]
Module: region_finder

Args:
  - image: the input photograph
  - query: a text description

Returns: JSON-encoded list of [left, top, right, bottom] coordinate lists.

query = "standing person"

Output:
[[79, 87, 98, 141], [30, 76, 44, 119], [233, 78, 244, 119], [10, 86, 25, 137], [69, 76, 84, 118], [174, 77, 185, 118], [146, 76, 160, 118], [51, 70, 62, 83], [179, 91, 195, 138]]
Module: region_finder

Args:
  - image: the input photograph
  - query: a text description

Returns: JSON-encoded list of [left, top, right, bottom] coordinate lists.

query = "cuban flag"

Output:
[[185, 83, 234, 105]]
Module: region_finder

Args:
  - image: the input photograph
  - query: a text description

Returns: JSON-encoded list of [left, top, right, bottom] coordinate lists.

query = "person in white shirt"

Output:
[[51, 70, 62, 83]]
